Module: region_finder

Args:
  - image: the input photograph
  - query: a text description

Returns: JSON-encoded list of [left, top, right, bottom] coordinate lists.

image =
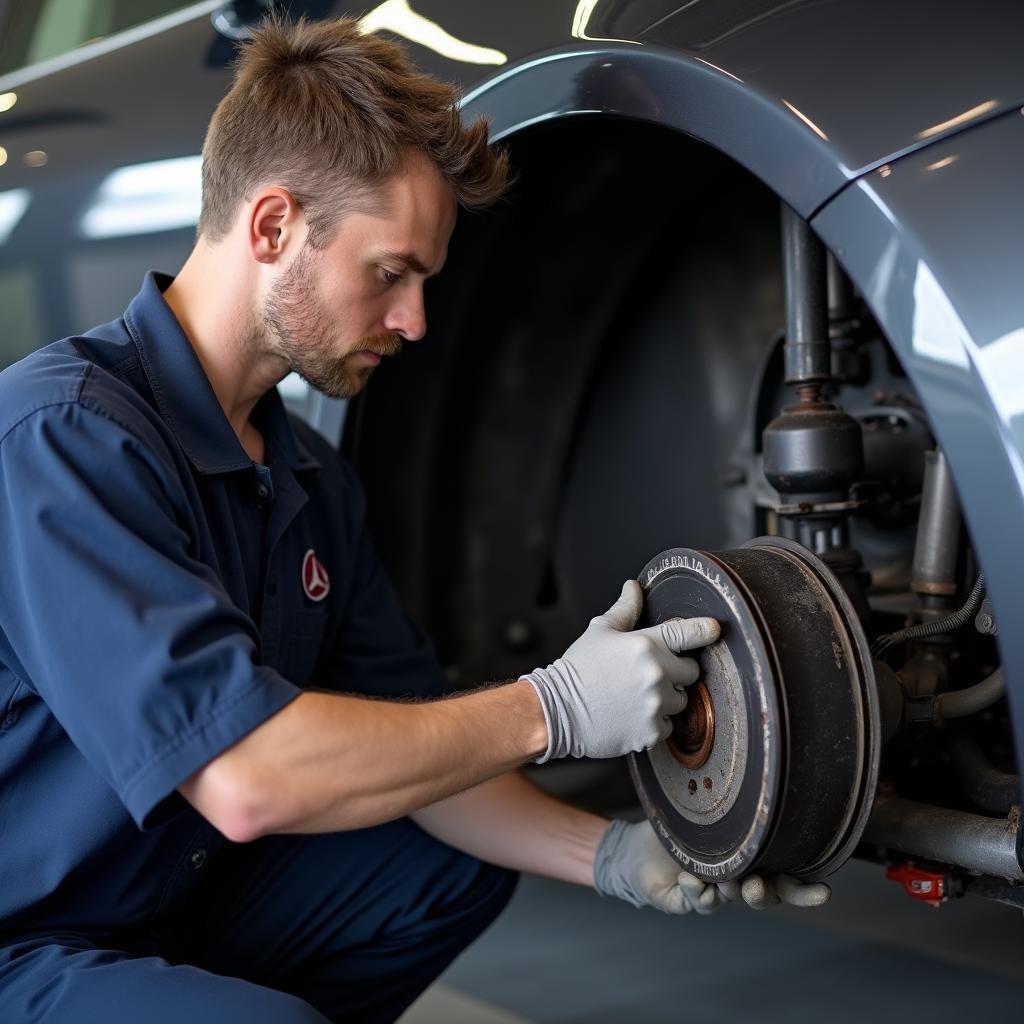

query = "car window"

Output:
[[0, 0, 196, 76]]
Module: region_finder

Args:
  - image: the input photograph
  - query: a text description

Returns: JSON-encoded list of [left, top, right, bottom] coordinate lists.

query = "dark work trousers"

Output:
[[0, 817, 519, 1023]]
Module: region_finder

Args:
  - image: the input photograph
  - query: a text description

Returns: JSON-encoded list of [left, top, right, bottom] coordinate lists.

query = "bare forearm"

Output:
[[411, 769, 610, 888], [180, 680, 549, 840]]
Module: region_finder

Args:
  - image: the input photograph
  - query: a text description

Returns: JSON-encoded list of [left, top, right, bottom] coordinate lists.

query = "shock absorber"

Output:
[[911, 449, 962, 603], [762, 204, 867, 617]]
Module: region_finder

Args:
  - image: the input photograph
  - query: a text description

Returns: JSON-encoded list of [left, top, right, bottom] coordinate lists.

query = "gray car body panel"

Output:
[[462, 43, 848, 217], [812, 109, 1024, 757], [635, 0, 1024, 182]]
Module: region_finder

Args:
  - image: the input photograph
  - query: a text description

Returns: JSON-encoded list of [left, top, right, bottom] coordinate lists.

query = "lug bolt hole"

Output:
[[687, 779, 698, 795]]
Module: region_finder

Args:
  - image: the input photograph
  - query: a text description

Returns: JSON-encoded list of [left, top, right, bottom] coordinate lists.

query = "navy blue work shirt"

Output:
[[0, 272, 445, 940]]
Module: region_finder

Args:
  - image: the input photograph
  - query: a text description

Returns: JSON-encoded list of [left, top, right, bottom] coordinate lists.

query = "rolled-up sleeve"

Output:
[[0, 400, 301, 829]]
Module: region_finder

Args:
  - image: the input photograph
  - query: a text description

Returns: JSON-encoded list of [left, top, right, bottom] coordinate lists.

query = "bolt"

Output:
[[687, 779, 698, 795], [703, 777, 713, 790]]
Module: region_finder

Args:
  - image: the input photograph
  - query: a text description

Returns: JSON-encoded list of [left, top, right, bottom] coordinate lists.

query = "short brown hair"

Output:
[[198, 16, 510, 246]]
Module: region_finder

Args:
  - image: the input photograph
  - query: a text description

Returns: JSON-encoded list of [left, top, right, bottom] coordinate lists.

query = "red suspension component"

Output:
[[885, 863, 951, 908]]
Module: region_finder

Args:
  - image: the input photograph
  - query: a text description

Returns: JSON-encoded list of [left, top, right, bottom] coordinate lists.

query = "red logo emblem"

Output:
[[302, 549, 330, 602]]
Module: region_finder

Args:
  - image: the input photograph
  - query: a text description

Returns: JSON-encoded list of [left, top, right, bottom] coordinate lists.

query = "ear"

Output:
[[248, 187, 305, 264]]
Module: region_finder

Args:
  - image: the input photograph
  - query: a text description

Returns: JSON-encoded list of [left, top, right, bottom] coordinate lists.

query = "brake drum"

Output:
[[628, 536, 880, 882]]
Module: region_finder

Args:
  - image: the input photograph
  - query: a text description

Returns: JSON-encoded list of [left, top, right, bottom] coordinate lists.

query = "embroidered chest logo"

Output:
[[302, 549, 331, 602]]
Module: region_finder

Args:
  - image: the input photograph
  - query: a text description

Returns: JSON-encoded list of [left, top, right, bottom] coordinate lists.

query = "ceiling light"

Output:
[[0, 188, 30, 244], [79, 154, 202, 238], [359, 0, 506, 65]]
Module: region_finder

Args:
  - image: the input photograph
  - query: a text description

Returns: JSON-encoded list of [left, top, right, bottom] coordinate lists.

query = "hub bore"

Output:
[[629, 537, 880, 882], [669, 681, 715, 770]]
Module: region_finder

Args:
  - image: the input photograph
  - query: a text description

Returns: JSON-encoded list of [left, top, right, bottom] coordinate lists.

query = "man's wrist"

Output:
[[593, 818, 631, 899], [509, 677, 551, 762]]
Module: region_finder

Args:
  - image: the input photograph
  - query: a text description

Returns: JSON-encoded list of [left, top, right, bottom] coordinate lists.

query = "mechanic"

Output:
[[0, 16, 827, 1024]]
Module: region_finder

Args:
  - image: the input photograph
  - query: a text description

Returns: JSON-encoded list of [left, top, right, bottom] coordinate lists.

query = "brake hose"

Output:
[[936, 668, 1005, 719], [871, 574, 985, 659]]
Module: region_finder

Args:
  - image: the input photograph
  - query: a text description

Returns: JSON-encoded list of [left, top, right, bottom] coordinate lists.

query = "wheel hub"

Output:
[[669, 679, 715, 770], [628, 536, 880, 882]]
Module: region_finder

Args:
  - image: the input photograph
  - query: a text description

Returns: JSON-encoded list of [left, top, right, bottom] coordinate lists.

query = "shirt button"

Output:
[[190, 848, 208, 870], [256, 484, 270, 499]]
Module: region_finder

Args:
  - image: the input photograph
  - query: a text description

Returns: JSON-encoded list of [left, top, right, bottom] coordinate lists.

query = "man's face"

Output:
[[262, 154, 457, 399]]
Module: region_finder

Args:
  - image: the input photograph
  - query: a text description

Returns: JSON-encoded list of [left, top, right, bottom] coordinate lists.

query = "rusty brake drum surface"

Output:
[[627, 537, 880, 882]]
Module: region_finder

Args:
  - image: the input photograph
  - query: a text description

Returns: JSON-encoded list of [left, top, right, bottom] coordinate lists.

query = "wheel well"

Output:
[[348, 116, 788, 683]]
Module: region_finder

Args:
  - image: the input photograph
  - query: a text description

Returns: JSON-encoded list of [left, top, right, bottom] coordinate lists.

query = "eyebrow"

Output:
[[379, 250, 435, 277]]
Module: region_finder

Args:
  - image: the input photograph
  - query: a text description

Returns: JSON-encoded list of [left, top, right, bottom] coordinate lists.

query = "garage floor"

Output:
[[399, 762, 1024, 1023]]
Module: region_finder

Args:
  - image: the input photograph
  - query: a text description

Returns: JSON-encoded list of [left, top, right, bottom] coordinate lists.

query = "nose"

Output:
[[383, 286, 427, 342]]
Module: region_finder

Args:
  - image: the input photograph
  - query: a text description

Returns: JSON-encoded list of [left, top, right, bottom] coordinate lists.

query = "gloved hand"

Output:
[[593, 819, 832, 914], [522, 580, 719, 762]]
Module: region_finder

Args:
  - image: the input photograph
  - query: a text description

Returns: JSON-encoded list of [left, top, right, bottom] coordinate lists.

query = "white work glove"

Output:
[[522, 580, 720, 762], [593, 819, 832, 914]]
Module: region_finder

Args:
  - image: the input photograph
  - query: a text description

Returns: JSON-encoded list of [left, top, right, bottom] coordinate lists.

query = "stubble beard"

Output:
[[261, 246, 402, 400]]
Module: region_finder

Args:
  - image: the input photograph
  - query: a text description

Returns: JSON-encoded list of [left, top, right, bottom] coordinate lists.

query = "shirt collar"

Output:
[[124, 271, 320, 475]]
